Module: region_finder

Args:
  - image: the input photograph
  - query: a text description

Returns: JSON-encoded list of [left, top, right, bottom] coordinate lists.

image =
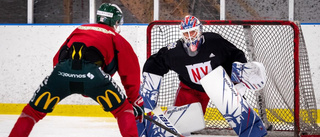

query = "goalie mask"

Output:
[[180, 15, 203, 56], [96, 3, 123, 32]]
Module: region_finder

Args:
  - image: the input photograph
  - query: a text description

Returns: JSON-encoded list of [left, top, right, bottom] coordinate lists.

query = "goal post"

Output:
[[146, 20, 319, 136]]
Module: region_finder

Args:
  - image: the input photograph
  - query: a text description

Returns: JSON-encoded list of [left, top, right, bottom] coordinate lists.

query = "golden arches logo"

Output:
[[34, 92, 60, 110], [97, 90, 121, 109]]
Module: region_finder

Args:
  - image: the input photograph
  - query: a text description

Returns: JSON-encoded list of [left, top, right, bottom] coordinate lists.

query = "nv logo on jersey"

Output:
[[186, 61, 212, 84]]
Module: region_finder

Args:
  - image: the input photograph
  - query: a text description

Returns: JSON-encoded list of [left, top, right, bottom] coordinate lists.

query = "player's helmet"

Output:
[[180, 15, 203, 52], [96, 3, 123, 28]]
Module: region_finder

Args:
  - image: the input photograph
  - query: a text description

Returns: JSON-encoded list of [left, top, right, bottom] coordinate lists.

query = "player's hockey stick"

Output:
[[144, 115, 185, 137]]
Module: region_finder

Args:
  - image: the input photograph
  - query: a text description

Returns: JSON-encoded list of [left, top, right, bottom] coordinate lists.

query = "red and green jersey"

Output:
[[53, 23, 140, 103]]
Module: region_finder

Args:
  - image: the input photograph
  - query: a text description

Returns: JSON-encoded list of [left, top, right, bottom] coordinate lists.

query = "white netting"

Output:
[[147, 20, 319, 136]]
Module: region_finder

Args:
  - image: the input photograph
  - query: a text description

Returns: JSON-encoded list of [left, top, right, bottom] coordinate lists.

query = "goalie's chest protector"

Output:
[[162, 33, 235, 91]]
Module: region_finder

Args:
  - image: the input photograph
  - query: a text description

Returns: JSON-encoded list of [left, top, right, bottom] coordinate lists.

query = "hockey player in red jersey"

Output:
[[9, 3, 143, 137], [138, 15, 267, 136]]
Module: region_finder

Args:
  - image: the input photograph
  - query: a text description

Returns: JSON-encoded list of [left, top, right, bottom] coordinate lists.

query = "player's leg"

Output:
[[9, 60, 76, 137], [111, 100, 138, 137], [86, 70, 138, 137], [9, 104, 46, 137], [9, 72, 69, 137], [174, 82, 210, 114]]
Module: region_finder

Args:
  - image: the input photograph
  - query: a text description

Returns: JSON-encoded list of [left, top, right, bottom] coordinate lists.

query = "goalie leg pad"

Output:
[[139, 103, 206, 137], [140, 72, 162, 113], [239, 113, 267, 137], [138, 114, 167, 137], [165, 102, 205, 134], [201, 66, 267, 137]]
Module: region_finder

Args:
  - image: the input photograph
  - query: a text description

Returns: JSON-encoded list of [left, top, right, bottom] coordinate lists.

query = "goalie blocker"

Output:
[[200, 66, 267, 137]]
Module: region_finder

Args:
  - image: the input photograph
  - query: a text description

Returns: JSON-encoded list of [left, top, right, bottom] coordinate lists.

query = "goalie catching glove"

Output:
[[231, 61, 267, 96], [131, 96, 144, 123]]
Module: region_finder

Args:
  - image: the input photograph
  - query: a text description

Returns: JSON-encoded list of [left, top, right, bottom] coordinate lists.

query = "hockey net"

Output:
[[146, 20, 319, 136]]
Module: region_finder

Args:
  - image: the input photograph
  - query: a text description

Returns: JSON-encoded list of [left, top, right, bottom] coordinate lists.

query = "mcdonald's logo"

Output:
[[97, 90, 121, 109], [34, 91, 60, 110]]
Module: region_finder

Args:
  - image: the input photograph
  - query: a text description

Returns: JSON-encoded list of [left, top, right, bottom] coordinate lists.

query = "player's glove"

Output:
[[231, 61, 267, 91], [132, 96, 144, 123]]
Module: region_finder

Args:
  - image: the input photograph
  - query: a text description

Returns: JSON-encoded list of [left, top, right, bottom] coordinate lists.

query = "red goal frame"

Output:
[[146, 20, 302, 136]]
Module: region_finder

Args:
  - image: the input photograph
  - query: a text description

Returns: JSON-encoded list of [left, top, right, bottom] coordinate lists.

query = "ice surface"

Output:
[[0, 115, 234, 137]]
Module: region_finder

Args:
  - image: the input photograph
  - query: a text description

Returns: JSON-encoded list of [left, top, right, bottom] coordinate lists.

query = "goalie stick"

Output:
[[144, 115, 185, 137]]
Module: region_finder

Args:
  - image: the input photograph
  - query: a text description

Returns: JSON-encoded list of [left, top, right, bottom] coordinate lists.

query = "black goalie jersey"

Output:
[[143, 32, 247, 92]]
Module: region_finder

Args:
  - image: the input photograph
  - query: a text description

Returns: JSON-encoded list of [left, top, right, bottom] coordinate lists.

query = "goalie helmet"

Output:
[[96, 3, 123, 29], [180, 15, 203, 54]]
